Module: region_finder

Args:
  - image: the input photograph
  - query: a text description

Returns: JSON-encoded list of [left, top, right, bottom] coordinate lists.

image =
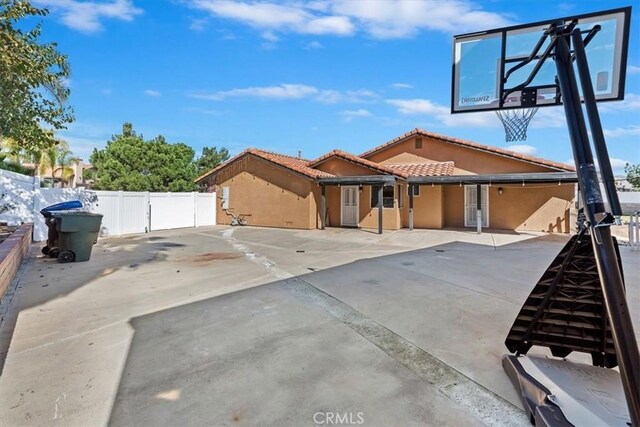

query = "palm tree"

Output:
[[46, 143, 58, 182], [55, 145, 73, 187]]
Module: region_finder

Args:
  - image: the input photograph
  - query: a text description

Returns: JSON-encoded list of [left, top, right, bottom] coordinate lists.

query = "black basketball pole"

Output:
[[554, 25, 640, 425], [571, 29, 623, 219]]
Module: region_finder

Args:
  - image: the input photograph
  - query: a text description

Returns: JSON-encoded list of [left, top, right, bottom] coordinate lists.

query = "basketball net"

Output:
[[495, 108, 539, 142]]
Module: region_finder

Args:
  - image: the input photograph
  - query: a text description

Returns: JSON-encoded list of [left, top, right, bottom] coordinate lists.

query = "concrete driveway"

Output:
[[0, 226, 637, 426]]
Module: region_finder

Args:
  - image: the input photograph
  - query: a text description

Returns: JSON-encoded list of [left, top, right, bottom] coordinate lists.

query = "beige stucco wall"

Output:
[[442, 186, 465, 228], [359, 185, 401, 230], [313, 156, 401, 230], [489, 184, 574, 232], [314, 157, 381, 176], [400, 185, 444, 229], [366, 135, 574, 232], [215, 156, 317, 229], [208, 138, 574, 233], [368, 135, 556, 174], [319, 184, 401, 230], [439, 183, 574, 232]]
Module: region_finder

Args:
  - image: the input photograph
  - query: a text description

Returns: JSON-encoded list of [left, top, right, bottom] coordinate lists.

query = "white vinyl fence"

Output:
[[1, 170, 216, 241], [629, 212, 640, 251], [94, 191, 216, 236]]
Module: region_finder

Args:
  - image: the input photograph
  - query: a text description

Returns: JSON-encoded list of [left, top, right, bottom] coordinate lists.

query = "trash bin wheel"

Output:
[[49, 248, 60, 259], [42, 246, 50, 255], [58, 250, 75, 263]]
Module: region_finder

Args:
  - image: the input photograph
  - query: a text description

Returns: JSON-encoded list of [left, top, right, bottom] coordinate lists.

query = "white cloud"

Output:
[[329, 0, 511, 38], [188, 0, 354, 36], [628, 65, 640, 74], [192, 84, 319, 101], [599, 93, 640, 112], [36, 0, 143, 33], [608, 158, 631, 170], [340, 108, 372, 122], [191, 84, 378, 103], [386, 98, 497, 127], [261, 30, 279, 42], [529, 107, 566, 128], [100, 88, 113, 96], [144, 89, 161, 97], [190, 17, 208, 31], [391, 83, 413, 89], [507, 144, 537, 155], [568, 157, 631, 173], [186, 0, 511, 39], [304, 40, 324, 49], [603, 126, 640, 138], [316, 89, 378, 104], [56, 122, 113, 161]]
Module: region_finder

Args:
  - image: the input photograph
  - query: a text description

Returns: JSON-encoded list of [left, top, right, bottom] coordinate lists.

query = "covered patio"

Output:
[[407, 172, 579, 234], [317, 175, 398, 235]]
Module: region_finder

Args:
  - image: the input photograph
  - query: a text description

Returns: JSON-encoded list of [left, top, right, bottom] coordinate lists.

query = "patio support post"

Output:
[[409, 184, 414, 231], [321, 185, 326, 230], [378, 185, 383, 235], [476, 184, 482, 235]]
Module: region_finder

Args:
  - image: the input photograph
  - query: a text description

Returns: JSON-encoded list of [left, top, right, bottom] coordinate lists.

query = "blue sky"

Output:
[[33, 0, 640, 173]]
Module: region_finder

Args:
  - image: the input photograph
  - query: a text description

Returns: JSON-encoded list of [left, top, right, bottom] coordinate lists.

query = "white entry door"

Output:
[[341, 186, 359, 227], [464, 185, 489, 227]]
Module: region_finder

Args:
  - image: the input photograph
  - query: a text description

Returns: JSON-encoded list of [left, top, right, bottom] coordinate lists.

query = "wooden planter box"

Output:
[[0, 223, 33, 301]]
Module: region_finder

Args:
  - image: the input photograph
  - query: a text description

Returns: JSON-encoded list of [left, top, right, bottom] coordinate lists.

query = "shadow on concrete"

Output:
[[0, 234, 186, 376], [107, 235, 602, 425]]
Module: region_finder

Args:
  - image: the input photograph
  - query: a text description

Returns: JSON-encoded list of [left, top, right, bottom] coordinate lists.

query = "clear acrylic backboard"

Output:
[[451, 7, 631, 113]]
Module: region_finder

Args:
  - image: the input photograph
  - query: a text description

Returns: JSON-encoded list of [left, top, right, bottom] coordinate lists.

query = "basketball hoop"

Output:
[[495, 108, 539, 142]]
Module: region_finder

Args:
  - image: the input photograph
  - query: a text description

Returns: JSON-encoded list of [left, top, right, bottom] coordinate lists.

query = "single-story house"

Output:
[[196, 129, 578, 234]]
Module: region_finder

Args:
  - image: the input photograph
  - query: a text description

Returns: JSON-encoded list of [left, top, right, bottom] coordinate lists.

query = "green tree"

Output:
[[625, 163, 640, 190], [0, 159, 34, 174], [0, 0, 73, 151], [195, 146, 230, 175], [90, 123, 198, 192]]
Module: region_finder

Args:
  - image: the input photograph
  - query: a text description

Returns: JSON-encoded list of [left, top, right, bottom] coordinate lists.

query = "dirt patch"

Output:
[[190, 252, 242, 264]]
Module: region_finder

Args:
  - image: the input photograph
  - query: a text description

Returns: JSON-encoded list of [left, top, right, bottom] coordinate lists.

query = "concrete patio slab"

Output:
[[0, 226, 637, 426]]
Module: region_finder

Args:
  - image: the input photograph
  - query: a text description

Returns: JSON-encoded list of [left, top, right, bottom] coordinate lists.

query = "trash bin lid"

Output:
[[40, 200, 83, 216], [51, 211, 103, 217]]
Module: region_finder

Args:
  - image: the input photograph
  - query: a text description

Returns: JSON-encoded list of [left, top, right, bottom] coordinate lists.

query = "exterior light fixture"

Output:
[[498, 187, 504, 195]]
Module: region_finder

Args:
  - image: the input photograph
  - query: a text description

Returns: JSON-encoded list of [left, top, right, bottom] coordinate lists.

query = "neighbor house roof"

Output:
[[360, 128, 575, 172], [195, 148, 333, 182]]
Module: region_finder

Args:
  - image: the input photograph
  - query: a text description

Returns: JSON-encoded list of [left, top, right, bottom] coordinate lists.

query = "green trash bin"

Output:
[[52, 212, 103, 263]]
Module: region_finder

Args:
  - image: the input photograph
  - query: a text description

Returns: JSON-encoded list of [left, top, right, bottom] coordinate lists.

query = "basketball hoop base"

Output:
[[503, 354, 630, 426]]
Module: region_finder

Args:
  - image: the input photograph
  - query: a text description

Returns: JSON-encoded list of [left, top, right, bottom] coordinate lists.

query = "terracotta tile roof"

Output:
[[308, 149, 401, 176], [195, 148, 333, 182], [386, 161, 455, 177], [359, 128, 576, 172]]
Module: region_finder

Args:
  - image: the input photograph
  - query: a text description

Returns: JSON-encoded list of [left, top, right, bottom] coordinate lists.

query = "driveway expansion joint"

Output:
[[285, 277, 529, 427]]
